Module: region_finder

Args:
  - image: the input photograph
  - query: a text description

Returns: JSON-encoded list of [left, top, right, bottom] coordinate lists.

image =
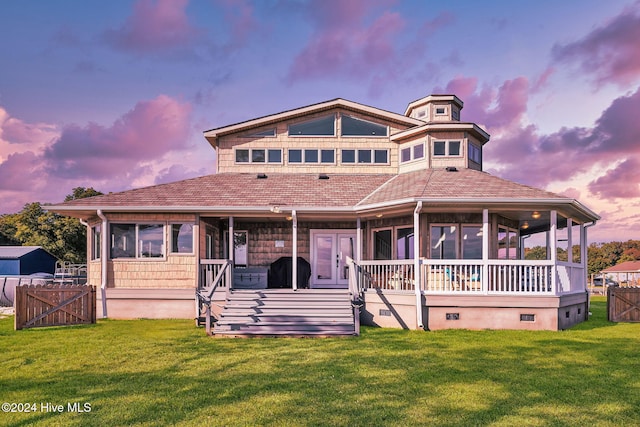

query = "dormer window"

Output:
[[435, 107, 447, 115], [289, 115, 335, 136], [341, 115, 388, 137], [433, 140, 461, 156]]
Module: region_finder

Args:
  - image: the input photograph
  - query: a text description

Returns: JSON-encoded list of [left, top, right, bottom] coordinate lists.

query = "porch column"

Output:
[[482, 209, 489, 294], [567, 218, 573, 264], [356, 217, 362, 263], [414, 202, 423, 329], [550, 210, 557, 293], [292, 210, 298, 290], [98, 210, 108, 318], [581, 223, 588, 291], [228, 216, 234, 292]]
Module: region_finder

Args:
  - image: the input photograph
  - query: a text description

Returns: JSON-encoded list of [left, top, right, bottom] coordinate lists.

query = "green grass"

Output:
[[1, 297, 639, 426]]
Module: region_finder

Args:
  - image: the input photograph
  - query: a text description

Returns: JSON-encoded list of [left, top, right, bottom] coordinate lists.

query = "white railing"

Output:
[[200, 259, 232, 290], [351, 258, 586, 296], [358, 260, 415, 291]]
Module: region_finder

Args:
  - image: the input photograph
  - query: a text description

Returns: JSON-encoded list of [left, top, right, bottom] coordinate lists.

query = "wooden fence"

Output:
[[14, 284, 96, 330], [607, 286, 640, 323]]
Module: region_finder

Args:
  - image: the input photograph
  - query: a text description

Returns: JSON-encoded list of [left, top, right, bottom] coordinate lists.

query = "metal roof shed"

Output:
[[0, 246, 57, 275]]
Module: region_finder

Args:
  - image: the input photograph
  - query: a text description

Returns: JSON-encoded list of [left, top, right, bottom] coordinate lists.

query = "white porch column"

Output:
[[550, 210, 557, 293], [581, 223, 588, 291], [228, 216, 234, 291], [356, 217, 362, 263], [98, 210, 108, 318], [292, 210, 298, 291], [482, 208, 489, 294], [567, 218, 573, 264], [414, 202, 423, 329]]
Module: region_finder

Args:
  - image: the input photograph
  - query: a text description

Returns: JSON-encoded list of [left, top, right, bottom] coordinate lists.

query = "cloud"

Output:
[[154, 164, 207, 185], [286, 1, 405, 82], [0, 151, 44, 191], [0, 109, 58, 147], [44, 95, 192, 180], [552, 2, 640, 87], [589, 158, 640, 199], [104, 0, 200, 54]]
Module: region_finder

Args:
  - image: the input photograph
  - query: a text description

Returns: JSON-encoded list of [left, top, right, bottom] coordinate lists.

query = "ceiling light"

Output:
[[532, 211, 541, 219], [522, 221, 529, 230], [375, 213, 383, 218]]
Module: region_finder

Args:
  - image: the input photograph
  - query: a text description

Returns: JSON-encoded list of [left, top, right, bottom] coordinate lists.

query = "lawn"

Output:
[[1, 297, 638, 426]]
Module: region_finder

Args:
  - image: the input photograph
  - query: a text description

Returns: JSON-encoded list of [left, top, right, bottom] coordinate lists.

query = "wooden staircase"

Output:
[[211, 289, 358, 337]]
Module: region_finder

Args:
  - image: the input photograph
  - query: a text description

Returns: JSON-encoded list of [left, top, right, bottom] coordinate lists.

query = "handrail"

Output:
[[198, 259, 232, 301]]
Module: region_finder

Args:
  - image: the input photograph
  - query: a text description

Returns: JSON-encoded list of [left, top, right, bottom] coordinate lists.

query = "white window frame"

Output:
[[224, 230, 248, 267], [110, 222, 166, 260], [340, 114, 388, 138], [435, 106, 448, 116], [235, 148, 283, 164], [169, 223, 195, 255], [433, 140, 462, 157], [430, 224, 460, 259], [91, 224, 101, 260], [400, 143, 425, 163], [288, 115, 336, 137], [371, 225, 414, 260]]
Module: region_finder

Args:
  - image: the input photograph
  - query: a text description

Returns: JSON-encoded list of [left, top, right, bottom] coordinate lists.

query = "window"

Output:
[[268, 149, 281, 163], [289, 115, 335, 136], [401, 147, 411, 163], [236, 148, 282, 164], [321, 149, 334, 163], [305, 149, 319, 163], [252, 149, 265, 163], [468, 142, 481, 164], [452, 109, 460, 120], [171, 224, 193, 254], [138, 224, 164, 258], [246, 128, 276, 137], [224, 230, 248, 267], [358, 150, 372, 164], [91, 225, 101, 260], [342, 149, 355, 163], [498, 226, 518, 260], [400, 143, 425, 163], [288, 149, 302, 163], [374, 150, 388, 164], [435, 107, 447, 115], [373, 229, 392, 260], [341, 115, 388, 136], [431, 225, 458, 259], [110, 223, 165, 259], [396, 227, 414, 260], [462, 225, 482, 259], [433, 140, 462, 157], [236, 149, 249, 163]]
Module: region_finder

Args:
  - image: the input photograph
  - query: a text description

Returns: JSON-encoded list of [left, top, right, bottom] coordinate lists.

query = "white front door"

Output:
[[310, 230, 356, 288]]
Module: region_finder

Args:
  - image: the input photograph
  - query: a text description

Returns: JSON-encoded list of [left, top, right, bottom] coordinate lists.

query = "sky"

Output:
[[0, 0, 639, 243]]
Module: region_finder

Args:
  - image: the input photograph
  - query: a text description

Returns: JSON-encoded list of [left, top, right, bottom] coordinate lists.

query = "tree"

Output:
[[1, 187, 102, 263]]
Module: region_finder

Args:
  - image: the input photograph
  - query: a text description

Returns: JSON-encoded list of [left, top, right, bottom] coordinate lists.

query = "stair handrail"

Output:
[[198, 259, 232, 302]]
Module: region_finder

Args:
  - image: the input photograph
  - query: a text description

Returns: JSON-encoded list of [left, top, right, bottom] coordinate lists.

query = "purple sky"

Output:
[[1, 0, 639, 243]]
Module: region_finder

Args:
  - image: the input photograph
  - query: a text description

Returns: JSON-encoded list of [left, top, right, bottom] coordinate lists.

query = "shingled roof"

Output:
[[50, 168, 594, 220]]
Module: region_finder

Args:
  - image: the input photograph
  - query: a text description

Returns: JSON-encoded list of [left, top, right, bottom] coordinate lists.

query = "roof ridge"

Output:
[[357, 174, 401, 206]]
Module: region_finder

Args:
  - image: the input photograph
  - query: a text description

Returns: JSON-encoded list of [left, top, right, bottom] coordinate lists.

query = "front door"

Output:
[[310, 230, 356, 288]]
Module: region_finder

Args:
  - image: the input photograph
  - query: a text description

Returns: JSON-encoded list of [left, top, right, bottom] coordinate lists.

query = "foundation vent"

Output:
[[520, 314, 535, 322]]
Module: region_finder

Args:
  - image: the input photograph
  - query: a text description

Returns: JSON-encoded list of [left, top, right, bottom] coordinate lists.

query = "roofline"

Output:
[[390, 122, 490, 143], [48, 197, 600, 222], [404, 94, 464, 116], [203, 98, 424, 145]]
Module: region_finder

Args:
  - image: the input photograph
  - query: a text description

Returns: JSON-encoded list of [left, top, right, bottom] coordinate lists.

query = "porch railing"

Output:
[[199, 259, 232, 290], [350, 258, 586, 296]]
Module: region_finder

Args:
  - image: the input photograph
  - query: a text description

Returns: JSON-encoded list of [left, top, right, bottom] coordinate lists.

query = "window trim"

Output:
[[287, 148, 336, 165], [235, 148, 283, 164], [435, 106, 448, 116], [340, 114, 388, 138], [110, 222, 166, 260], [430, 223, 460, 259], [288, 115, 336, 137], [371, 225, 414, 260], [341, 149, 389, 165], [400, 143, 425, 163], [461, 224, 483, 260], [170, 223, 195, 255], [468, 141, 482, 164], [243, 128, 276, 138], [91, 224, 101, 261], [433, 140, 463, 157]]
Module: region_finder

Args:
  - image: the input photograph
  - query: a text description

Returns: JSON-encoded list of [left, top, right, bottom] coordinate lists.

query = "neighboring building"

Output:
[[0, 246, 57, 276], [601, 261, 640, 286], [49, 94, 600, 331]]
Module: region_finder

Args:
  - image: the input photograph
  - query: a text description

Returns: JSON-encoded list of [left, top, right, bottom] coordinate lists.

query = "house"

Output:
[[601, 261, 640, 286], [48, 94, 600, 333], [0, 246, 57, 276]]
